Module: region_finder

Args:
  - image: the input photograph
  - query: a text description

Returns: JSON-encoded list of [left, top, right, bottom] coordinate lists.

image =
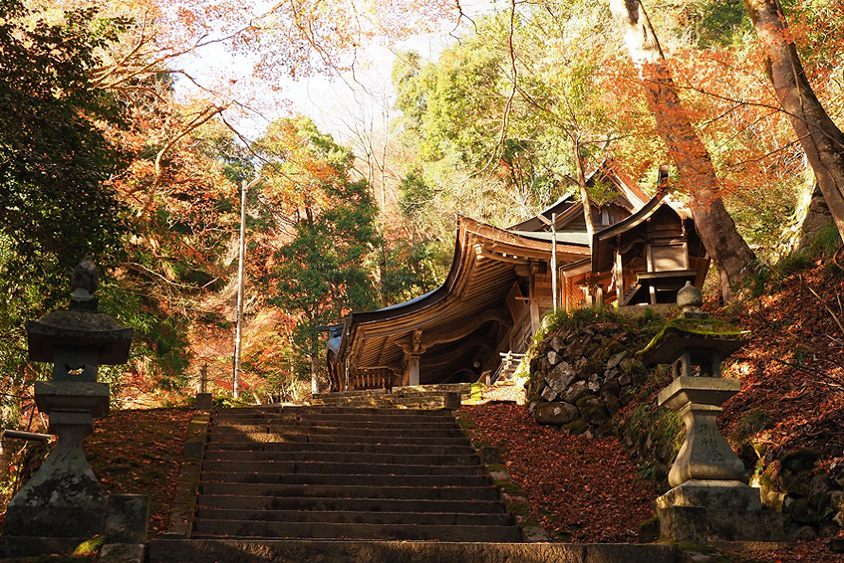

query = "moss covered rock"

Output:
[[525, 307, 664, 436]]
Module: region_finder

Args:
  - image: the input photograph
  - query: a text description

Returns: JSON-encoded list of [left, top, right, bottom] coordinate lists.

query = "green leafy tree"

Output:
[[0, 0, 128, 273], [0, 0, 128, 424], [257, 117, 380, 391]]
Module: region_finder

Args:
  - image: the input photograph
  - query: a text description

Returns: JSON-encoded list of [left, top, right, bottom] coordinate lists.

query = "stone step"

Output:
[[199, 482, 501, 501], [196, 495, 507, 514], [200, 472, 489, 488], [308, 400, 453, 410], [190, 519, 522, 542], [214, 408, 455, 421], [195, 507, 513, 527], [149, 539, 680, 563], [204, 441, 475, 456], [310, 389, 464, 399], [312, 383, 473, 399], [204, 433, 470, 446], [201, 459, 483, 476], [203, 450, 479, 466], [309, 395, 455, 405], [212, 419, 460, 431], [214, 406, 455, 417], [208, 425, 465, 439]]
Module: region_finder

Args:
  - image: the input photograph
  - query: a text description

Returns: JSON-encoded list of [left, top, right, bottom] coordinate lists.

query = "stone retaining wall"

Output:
[[526, 313, 655, 436], [524, 310, 683, 488]]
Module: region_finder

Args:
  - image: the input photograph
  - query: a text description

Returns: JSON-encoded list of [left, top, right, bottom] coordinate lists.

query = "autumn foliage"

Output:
[[461, 403, 657, 542]]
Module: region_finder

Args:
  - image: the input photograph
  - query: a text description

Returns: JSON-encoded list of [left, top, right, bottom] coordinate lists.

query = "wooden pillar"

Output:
[[406, 355, 421, 386], [615, 247, 624, 308], [343, 357, 350, 391], [529, 266, 540, 332], [551, 213, 558, 310]]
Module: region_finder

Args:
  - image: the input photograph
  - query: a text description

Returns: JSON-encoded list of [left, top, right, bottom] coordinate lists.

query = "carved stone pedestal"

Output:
[[659, 377, 745, 486], [656, 378, 785, 543], [5, 383, 110, 538]]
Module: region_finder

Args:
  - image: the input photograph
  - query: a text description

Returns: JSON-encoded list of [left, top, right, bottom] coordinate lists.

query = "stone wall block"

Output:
[[533, 402, 580, 426], [831, 490, 844, 513], [778, 469, 813, 498], [575, 357, 589, 374], [781, 449, 822, 473], [831, 462, 844, 488], [546, 362, 576, 394], [809, 473, 833, 499], [563, 381, 589, 404], [602, 379, 620, 397], [566, 338, 587, 358], [787, 497, 818, 524], [540, 386, 558, 402], [606, 352, 626, 370], [602, 393, 621, 416], [576, 395, 609, 426]]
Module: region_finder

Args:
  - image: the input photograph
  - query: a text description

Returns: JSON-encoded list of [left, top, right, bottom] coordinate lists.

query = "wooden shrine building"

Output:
[[326, 168, 710, 392]]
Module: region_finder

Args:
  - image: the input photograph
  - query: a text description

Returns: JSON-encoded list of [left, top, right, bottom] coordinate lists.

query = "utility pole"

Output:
[[233, 177, 261, 399], [551, 212, 558, 310], [538, 212, 559, 310]]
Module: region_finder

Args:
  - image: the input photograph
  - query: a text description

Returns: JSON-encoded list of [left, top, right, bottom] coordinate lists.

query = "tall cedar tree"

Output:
[[609, 0, 755, 300]]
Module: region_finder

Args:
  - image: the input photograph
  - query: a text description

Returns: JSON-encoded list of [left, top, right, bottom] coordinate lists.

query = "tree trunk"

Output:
[[782, 176, 833, 253], [310, 352, 319, 395], [744, 0, 844, 244], [573, 135, 596, 245], [609, 0, 755, 300]]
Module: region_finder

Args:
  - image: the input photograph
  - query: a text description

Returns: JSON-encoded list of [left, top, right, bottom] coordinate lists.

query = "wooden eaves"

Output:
[[333, 216, 590, 386]]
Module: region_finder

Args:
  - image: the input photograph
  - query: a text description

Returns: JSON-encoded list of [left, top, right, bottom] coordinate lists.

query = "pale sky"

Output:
[[175, 1, 498, 145]]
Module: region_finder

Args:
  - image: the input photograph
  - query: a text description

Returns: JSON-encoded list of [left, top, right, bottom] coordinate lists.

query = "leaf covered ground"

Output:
[[85, 408, 194, 536], [459, 260, 844, 560], [714, 262, 844, 561], [719, 262, 844, 471], [460, 402, 658, 542]]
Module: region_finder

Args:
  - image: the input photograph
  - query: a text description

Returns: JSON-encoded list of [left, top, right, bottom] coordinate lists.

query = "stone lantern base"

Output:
[[657, 480, 786, 543], [5, 383, 109, 538], [4, 381, 148, 543], [195, 392, 213, 411], [655, 377, 787, 543]]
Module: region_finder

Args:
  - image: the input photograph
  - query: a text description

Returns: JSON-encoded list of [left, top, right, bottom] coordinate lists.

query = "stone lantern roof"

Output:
[[639, 281, 748, 366], [26, 256, 133, 365]]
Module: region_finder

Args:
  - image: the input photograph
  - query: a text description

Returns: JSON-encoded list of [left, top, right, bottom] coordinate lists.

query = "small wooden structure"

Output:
[[561, 195, 708, 310]]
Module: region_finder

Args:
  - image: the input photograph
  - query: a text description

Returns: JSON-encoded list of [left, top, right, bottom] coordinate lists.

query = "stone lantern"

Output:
[[641, 281, 784, 543], [4, 257, 134, 538]]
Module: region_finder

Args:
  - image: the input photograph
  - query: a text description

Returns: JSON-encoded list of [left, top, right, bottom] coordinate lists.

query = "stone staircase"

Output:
[[310, 383, 473, 409], [149, 395, 685, 562], [149, 402, 525, 562], [196, 405, 517, 542]]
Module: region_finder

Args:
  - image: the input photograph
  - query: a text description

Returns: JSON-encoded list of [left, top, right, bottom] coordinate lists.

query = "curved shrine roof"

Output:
[[334, 216, 590, 384]]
